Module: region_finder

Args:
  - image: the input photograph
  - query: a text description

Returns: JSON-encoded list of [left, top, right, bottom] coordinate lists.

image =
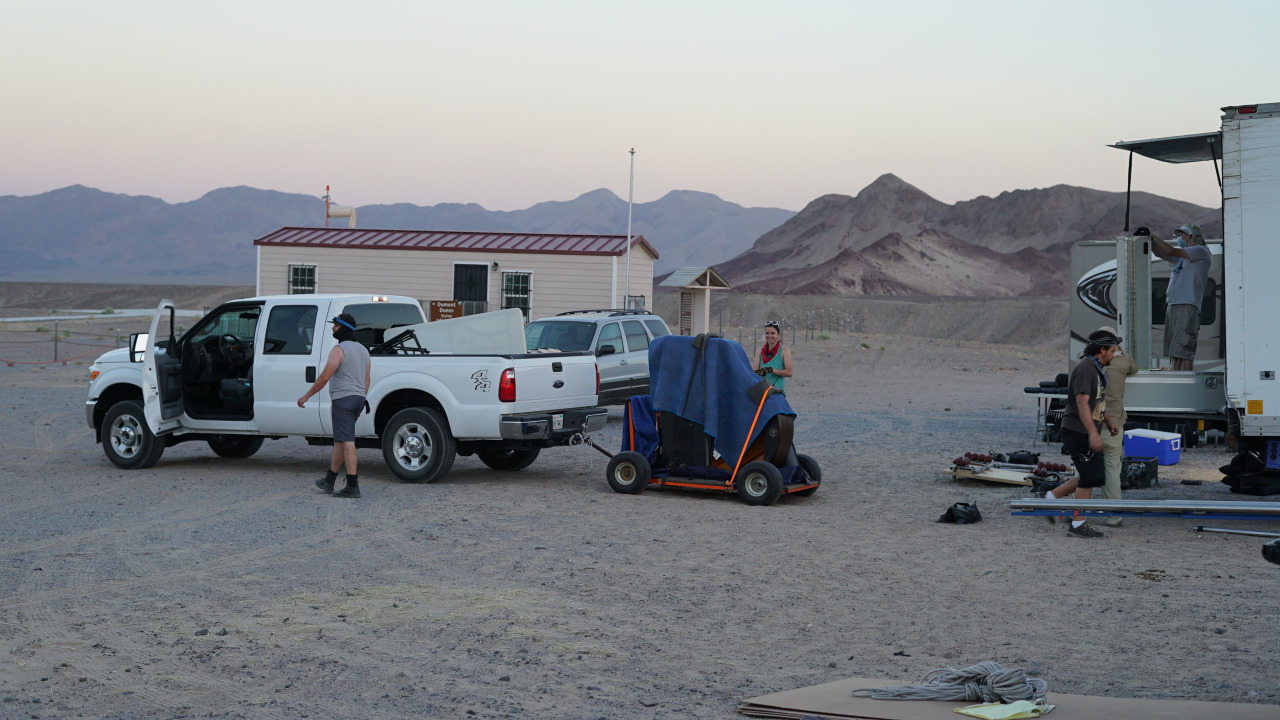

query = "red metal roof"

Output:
[[253, 227, 658, 259]]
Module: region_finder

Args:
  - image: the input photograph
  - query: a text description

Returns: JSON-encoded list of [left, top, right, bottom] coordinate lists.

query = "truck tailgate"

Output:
[[512, 355, 598, 411]]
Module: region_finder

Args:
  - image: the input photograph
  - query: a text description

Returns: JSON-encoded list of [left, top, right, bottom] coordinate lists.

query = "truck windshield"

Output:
[[525, 321, 595, 352]]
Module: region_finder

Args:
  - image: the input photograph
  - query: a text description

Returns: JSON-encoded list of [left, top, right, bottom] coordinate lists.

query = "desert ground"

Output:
[[1, 284, 1277, 719]]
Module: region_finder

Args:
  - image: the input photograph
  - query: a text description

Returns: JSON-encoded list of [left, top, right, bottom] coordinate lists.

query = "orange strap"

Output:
[[729, 385, 772, 486], [626, 401, 635, 451]]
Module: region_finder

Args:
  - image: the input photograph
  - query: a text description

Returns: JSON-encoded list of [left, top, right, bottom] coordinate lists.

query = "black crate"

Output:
[[1121, 456, 1159, 489]]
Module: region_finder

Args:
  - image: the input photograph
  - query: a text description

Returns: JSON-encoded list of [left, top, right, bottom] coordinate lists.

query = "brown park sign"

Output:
[[429, 300, 462, 321]]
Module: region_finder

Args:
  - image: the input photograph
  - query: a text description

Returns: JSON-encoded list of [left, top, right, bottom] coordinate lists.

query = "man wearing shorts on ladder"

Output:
[[1149, 222, 1211, 371]]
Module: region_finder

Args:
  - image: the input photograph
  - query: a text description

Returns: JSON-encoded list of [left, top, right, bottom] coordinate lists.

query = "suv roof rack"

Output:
[[555, 309, 655, 317]]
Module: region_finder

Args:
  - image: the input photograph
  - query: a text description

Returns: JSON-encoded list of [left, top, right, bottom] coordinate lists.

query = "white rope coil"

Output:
[[851, 661, 1048, 703]]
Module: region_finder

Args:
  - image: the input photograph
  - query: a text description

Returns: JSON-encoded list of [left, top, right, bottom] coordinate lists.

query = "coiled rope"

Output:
[[851, 661, 1047, 703]]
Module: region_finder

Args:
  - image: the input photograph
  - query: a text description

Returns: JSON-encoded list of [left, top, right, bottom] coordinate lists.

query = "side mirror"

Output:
[[129, 333, 149, 363], [596, 344, 616, 357]]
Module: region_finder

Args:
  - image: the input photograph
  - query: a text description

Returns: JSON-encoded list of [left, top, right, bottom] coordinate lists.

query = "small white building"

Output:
[[253, 227, 659, 320]]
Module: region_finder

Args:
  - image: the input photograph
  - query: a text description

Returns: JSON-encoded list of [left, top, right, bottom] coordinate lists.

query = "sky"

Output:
[[4, 0, 1274, 213]]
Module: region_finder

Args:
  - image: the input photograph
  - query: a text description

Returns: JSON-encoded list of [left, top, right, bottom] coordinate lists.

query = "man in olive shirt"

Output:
[[1046, 329, 1120, 538], [1098, 326, 1138, 527]]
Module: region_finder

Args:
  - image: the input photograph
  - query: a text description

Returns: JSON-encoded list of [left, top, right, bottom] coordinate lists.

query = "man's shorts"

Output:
[[1163, 303, 1201, 361], [331, 395, 365, 443], [1061, 427, 1105, 489]]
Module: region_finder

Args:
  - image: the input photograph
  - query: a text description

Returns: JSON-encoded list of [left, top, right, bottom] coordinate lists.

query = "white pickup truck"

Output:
[[86, 294, 606, 483]]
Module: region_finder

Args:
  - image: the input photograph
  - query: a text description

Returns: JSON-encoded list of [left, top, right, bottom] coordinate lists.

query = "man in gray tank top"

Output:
[[298, 313, 371, 498]]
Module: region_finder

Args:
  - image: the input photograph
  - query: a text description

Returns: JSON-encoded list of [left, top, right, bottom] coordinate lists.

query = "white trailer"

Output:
[[1038, 102, 1280, 468]]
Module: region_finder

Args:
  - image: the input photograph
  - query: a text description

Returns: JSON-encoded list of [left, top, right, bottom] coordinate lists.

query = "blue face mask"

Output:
[[1176, 234, 1187, 248]]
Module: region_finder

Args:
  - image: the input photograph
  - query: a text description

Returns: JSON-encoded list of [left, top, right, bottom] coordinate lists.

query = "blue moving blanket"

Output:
[[648, 335, 795, 465]]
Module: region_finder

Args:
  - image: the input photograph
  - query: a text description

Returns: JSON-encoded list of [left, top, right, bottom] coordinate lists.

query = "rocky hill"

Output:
[[715, 174, 1219, 296]]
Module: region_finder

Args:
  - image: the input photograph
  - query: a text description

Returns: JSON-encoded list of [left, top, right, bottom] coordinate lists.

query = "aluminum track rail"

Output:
[[1010, 498, 1280, 520]]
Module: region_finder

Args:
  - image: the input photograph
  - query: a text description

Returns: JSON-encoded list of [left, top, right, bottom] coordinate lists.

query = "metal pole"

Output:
[[1123, 152, 1132, 232], [1194, 526, 1280, 538], [625, 148, 635, 309], [54, 320, 59, 361]]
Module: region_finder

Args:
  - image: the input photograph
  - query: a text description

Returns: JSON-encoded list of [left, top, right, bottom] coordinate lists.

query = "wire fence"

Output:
[[719, 308, 862, 351], [0, 321, 141, 366]]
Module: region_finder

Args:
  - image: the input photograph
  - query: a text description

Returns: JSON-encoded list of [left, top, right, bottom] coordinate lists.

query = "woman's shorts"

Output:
[[331, 395, 365, 443], [1061, 427, 1105, 489], [1163, 304, 1201, 361]]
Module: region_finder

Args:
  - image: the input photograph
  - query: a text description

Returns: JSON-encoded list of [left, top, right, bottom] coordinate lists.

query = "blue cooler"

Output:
[[1124, 429, 1182, 465]]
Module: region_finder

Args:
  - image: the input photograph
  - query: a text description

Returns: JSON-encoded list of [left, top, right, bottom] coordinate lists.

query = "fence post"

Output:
[[54, 320, 59, 362]]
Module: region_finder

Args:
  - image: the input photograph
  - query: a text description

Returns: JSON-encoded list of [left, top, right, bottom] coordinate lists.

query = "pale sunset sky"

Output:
[[3, 0, 1273, 212]]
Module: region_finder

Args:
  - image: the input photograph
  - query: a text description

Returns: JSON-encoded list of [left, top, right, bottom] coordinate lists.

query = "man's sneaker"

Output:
[[315, 475, 336, 494], [332, 485, 361, 499], [1068, 523, 1104, 538], [1045, 514, 1062, 525], [1104, 517, 1124, 528]]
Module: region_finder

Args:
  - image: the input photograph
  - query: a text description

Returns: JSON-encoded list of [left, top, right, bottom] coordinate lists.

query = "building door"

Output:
[[454, 264, 489, 314]]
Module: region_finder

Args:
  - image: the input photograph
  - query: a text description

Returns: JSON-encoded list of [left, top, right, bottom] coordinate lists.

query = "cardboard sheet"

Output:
[[738, 677, 1280, 720], [942, 467, 1034, 486]]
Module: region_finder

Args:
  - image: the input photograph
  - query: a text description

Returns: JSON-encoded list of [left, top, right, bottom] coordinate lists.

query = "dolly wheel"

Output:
[[794, 454, 821, 497], [607, 452, 651, 494], [737, 460, 783, 506]]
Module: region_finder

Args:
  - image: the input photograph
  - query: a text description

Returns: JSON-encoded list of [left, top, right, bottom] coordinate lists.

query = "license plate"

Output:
[[551, 413, 563, 431]]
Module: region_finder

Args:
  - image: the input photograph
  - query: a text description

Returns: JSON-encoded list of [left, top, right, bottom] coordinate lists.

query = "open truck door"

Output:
[[142, 300, 185, 435]]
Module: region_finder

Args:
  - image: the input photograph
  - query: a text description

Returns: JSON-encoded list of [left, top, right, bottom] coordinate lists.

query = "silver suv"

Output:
[[524, 310, 672, 405]]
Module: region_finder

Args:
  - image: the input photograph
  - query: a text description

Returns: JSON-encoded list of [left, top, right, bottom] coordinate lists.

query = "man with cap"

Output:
[[1045, 328, 1121, 538], [1149, 222, 1211, 371], [1098, 325, 1138, 526], [297, 313, 371, 498]]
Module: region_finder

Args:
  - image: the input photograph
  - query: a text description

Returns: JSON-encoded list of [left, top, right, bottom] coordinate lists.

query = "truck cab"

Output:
[[143, 295, 424, 437]]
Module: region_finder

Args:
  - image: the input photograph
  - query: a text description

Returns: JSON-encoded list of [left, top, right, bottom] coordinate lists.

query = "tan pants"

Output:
[[1102, 429, 1124, 501]]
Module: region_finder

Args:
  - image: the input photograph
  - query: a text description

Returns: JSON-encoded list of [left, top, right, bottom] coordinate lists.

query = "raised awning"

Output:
[[1110, 131, 1221, 164]]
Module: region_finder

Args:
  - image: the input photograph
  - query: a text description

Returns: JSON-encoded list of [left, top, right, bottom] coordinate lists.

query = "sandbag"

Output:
[[938, 502, 982, 524]]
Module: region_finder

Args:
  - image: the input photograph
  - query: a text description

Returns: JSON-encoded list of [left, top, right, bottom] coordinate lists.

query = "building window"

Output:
[[288, 264, 317, 294], [502, 272, 532, 320], [626, 295, 646, 310]]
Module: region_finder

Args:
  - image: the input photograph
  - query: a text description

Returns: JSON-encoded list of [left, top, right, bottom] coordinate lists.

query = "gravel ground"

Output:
[[2, 329, 1278, 719]]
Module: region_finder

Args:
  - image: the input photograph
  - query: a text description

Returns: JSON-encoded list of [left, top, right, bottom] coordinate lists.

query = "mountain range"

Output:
[[0, 186, 794, 284], [0, 178, 1218, 296], [716, 174, 1219, 296]]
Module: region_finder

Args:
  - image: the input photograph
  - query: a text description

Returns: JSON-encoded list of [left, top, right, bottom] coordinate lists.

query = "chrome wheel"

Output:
[[392, 423, 432, 472], [109, 413, 144, 459]]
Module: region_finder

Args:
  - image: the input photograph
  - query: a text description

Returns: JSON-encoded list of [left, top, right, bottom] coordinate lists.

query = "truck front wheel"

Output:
[[101, 400, 166, 469], [382, 408, 456, 483]]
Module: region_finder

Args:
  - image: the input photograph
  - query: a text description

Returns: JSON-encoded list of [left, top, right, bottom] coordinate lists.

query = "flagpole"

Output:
[[625, 148, 635, 309]]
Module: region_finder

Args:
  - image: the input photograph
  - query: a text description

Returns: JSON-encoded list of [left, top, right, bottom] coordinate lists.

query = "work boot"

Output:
[[332, 476, 361, 499], [1068, 522, 1104, 539], [315, 470, 339, 494]]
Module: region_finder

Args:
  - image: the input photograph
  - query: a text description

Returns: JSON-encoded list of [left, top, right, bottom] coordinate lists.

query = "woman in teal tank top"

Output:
[[751, 320, 793, 393]]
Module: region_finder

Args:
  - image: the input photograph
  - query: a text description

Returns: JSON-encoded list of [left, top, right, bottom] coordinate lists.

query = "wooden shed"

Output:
[[253, 227, 659, 320]]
